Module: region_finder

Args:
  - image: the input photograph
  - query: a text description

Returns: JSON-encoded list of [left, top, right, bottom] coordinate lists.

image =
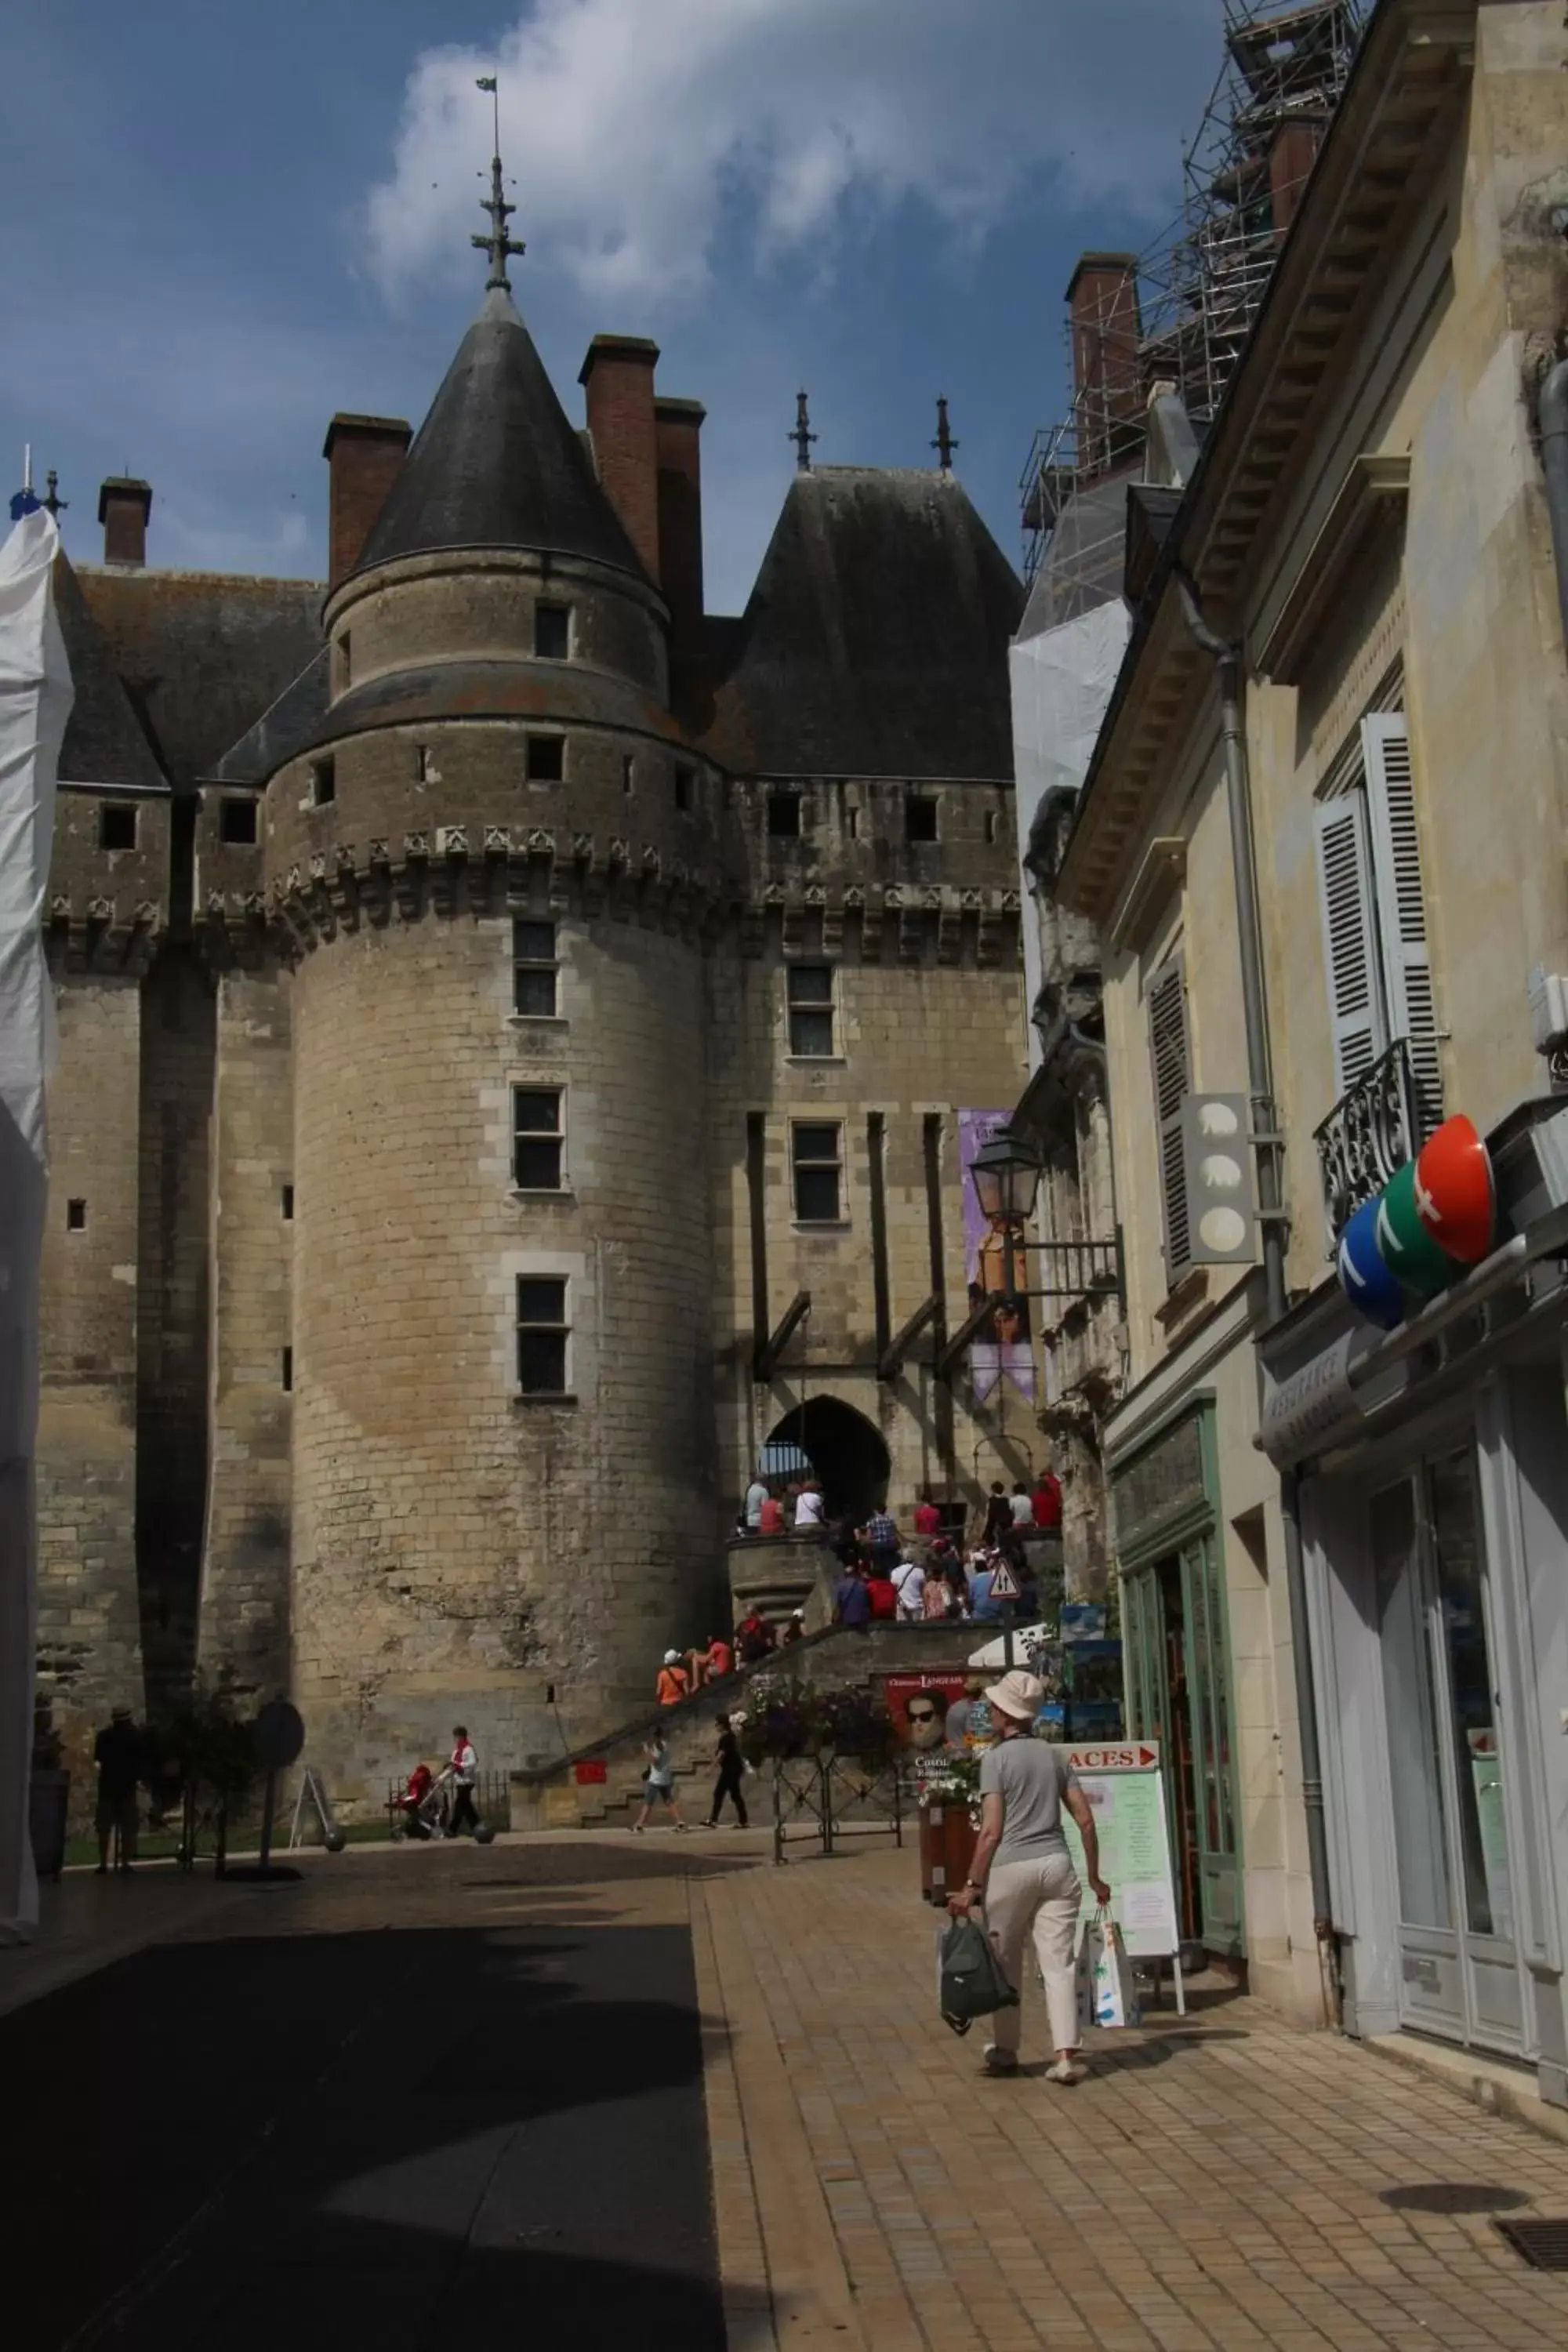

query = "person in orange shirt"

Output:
[[758, 1493, 786, 1536], [706, 1632, 735, 1680], [655, 1649, 689, 1706]]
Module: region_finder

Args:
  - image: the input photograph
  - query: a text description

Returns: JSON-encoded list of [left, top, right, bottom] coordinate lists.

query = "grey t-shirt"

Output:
[[979, 1736, 1079, 1866]]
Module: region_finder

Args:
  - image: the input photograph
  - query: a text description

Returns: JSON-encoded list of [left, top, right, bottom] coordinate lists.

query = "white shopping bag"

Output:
[[1076, 1905, 1142, 2031]]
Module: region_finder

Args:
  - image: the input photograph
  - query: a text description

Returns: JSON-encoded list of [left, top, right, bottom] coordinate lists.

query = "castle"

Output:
[[37, 175, 1028, 1806]]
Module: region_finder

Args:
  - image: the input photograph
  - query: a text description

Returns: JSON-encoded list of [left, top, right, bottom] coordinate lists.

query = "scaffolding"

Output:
[[1021, 0, 1367, 587]]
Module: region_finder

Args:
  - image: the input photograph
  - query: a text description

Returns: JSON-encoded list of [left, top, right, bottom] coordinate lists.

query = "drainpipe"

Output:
[[1537, 354, 1568, 653], [1174, 566, 1340, 2026]]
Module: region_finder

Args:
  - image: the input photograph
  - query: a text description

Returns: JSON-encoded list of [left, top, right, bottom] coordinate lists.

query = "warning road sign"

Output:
[[987, 1557, 1020, 1601]]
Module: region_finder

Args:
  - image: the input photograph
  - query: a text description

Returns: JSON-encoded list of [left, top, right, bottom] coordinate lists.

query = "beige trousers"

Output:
[[984, 1850, 1083, 2056]]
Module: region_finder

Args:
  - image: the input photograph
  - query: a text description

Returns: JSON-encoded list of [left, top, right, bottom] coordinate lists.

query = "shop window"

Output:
[[517, 1275, 570, 1396], [513, 1087, 564, 1190], [513, 919, 558, 1018]]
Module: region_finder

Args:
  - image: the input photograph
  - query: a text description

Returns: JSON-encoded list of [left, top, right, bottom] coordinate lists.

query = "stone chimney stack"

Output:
[[1268, 116, 1323, 243], [1065, 252, 1143, 481], [654, 397, 705, 666], [98, 477, 152, 567], [322, 414, 412, 592], [579, 335, 662, 583]]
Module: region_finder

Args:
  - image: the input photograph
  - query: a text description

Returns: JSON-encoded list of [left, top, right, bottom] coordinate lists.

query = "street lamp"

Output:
[[968, 1128, 1042, 1300]]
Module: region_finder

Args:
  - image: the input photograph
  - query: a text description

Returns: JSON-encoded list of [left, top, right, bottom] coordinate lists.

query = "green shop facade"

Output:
[[1110, 1392, 1243, 1959]]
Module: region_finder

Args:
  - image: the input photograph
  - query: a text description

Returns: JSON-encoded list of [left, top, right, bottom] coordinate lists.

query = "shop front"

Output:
[[1261, 1099, 1568, 2108], [1110, 1398, 1243, 1958]]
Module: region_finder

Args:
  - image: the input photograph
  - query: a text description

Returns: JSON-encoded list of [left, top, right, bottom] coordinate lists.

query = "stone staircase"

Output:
[[507, 1620, 976, 1830]]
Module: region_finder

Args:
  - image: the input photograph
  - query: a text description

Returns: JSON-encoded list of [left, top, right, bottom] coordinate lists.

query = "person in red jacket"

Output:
[[913, 1487, 943, 1541], [1031, 1470, 1063, 1530], [866, 1567, 898, 1622]]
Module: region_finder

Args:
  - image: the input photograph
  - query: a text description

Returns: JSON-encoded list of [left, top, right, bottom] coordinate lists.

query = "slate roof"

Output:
[[347, 288, 645, 587], [699, 467, 1022, 779], [52, 554, 168, 792], [74, 566, 323, 789]]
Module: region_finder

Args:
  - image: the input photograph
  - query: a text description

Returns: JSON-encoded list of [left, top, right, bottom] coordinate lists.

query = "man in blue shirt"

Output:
[[865, 1506, 899, 1581], [833, 1562, 873, 1629], [969, 1559, 1005, 1624]]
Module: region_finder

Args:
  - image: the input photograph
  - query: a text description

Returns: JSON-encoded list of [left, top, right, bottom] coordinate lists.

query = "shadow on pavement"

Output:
[[5, 1917, 724, 2350]]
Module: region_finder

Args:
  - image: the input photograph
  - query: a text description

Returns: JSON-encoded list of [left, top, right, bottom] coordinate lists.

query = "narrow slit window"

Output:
[[533, 603, 571, 659], [513, 919, 558, 1018], [768, 791, 802, 838], [674, 764, 694, 811], [513, 1087, 564, 1190], [281, 1347, 293, 1392], [787, 964, 834, 1057], [281, 1184, 295, 1221], [527, 734, 564, 784], [219, 796, 258, 845], [67, 1198, 87, 1232], [848, 806, 862, 841], [100, 803, 137, 850], [335, 631, 352, 691], [415, 742, 437, 784], [792, 1123, 843, 1223], [622, 753, 635, 794], [906, 793, 938, 843], [312, 757, 336, 808], [984, 810, 999, 845], [517, 1276, 570, 1396]]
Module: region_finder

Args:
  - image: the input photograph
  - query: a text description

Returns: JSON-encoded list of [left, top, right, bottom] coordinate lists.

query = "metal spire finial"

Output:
[[471, 76, 525, 292], [931, 396, 958, 471], [42, 469, 67, 519], [789, 389, 817, 471]]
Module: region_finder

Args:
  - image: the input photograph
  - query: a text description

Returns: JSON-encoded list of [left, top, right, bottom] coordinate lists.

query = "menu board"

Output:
[[1057, 1741, 1180, 1961]]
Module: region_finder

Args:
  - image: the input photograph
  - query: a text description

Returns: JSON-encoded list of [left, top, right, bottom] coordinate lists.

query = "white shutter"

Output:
[[1363, 712, 1443, 1138], [1147, 956, 1192, 1278], [1314, 789, 1385, 1094]]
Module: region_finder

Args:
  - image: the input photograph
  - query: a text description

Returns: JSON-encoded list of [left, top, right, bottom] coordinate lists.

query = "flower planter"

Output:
[[918, 1801, 976, 1904]]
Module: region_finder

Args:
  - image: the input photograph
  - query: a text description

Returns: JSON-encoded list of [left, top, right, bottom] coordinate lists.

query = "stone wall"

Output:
[[35, 969, 147, 1795]]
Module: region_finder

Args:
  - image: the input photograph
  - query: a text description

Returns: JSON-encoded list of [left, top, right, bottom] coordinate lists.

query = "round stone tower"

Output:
[[262, 270, 728, 1797]]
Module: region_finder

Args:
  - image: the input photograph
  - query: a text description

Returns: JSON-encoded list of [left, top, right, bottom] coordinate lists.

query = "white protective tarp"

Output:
[[0, 508, 71, 1944], [1008, 597, 1131, 1065]]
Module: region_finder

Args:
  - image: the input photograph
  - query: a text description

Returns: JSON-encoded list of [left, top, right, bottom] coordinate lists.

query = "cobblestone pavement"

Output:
[[693, 1840, 1568, 2351]]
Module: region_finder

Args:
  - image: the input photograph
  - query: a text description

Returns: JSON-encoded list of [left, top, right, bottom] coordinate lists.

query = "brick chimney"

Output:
[[1269, 117, 1323, 243], [1064, 253, 1143, 481], [579, 336, 661, 583], [322, 414, 411, 592], [98, 477, 152, 567], [655, 397, 705, 666]]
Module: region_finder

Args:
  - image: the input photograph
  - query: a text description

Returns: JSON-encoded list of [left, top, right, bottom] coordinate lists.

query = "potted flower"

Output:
[[916, 1750, 981, 1904]]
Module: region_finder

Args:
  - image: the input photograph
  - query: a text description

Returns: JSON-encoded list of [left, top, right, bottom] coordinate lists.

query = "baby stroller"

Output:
[[396, 1762, 449, 1841]]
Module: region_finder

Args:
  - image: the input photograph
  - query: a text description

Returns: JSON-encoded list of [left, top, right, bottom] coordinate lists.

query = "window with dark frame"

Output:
[[100, 803, 137, 850], [527, 734, 564, 783], [281, 1184, 295, 1221], [312, 756, 336, 807], [767, 790, 801, 838], [674, 764, 694, 811], [792, 1123, 843, 1223], [67, 1198, 86, 1232], [787, 964, 834, 1057], [219, 796, 258, 845], [513, 1086, 564, 1189], [281, 1347, 293, 1392], [516, 1275, 570, 1396], [533, 603, 571, 659], [512, 918, 558, 1017], [905, 793, 938, 843]]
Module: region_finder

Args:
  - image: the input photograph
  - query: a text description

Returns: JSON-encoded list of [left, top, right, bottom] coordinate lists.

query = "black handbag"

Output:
[[937, 1911, 1019, 2035]]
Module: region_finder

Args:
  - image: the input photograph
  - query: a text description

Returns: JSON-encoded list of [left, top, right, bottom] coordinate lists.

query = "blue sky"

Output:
[[1, 0, 1225, 614]]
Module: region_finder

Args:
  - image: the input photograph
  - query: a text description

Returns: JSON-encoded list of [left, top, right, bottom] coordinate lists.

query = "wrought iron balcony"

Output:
[[1022, 1235, 1123, 1307], [1313, 1036, 1418, 1252]]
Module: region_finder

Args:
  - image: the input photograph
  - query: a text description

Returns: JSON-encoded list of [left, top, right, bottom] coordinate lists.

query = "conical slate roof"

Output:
[[347, 288, 644, 585], [53, 551, 168, 791]]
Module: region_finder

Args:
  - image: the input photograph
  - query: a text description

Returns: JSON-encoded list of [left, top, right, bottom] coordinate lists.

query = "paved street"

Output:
[[8, 1834, 1568, 2350]]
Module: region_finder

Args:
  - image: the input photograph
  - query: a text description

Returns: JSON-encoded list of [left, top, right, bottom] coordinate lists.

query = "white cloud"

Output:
[[365, 0, 1214, 312]]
